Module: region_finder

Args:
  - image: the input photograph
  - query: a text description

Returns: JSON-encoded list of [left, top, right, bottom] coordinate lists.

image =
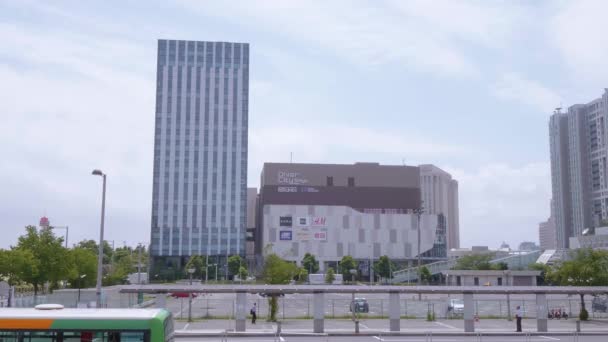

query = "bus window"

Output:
[[119, 332, 144, 342], [107, 332, 120, 342], [0, 331, 18, 342]]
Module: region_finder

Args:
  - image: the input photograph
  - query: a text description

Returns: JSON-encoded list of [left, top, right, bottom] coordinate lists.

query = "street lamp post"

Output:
[[369, 244, 374, 286], [77, 274, 87, 305], [414, 206, 424, 301], [205, 264, 217, 283], [92, 169, 106, 308], [505, 270, 512, 321], [51, 226, 69, 248], [187, 268, 195, 322]]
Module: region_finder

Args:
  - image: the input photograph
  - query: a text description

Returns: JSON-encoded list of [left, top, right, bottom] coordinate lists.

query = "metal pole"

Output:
[[95, 173, 106, 308], [65, 226, 69, 248], [137, 244, 142, 284], [188, 272, 193, 322], [369, 244, 373, 285]]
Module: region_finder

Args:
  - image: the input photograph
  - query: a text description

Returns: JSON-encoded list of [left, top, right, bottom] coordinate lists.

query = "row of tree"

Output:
[[183, 254, 248, 281], [0, 226, 148, 305]]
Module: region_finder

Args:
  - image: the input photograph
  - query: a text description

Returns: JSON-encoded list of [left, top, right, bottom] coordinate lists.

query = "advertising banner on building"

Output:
[[279, 216, 292, 227], [296, 217, 309, 227], [296, 230, 311, 241], [279, 230, 293, 241], [312, 229, 327, 241], [311, 216, 327, 227]]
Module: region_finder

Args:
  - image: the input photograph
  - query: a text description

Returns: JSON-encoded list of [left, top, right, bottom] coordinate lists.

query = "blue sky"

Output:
[[1, 0, 607, 250]]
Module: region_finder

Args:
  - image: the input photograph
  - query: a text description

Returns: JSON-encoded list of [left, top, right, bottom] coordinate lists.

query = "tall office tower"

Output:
[[549, 89, 608, 248], [150, 40, 249, 274], [419, 165, 460, 250]]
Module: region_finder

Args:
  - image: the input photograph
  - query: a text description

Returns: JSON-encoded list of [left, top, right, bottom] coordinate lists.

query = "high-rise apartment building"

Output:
[[150, 40, 249, 275], [419, 164, 460, 250], [549, 89, 608, 248]]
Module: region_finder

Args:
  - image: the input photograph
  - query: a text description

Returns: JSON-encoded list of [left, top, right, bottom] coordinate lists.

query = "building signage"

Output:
[[301, 187, 319, 193], [278, 171, 309, 185], [311, 216, 327, 227], [279, 231, 293, 241], [278, 186, 297, 193], [279, 216, 292, 227], [296, 230, 311, 241], [313, 230, 327, 241], [297, 217, 309, 226]]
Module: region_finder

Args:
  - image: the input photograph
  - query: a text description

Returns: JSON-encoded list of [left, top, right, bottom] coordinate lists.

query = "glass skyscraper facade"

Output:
[[150, 40, 249, 273]]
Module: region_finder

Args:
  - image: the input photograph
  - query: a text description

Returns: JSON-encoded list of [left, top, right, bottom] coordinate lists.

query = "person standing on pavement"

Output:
[[250, 302, 257, 324], [515, 305, 523, 332]]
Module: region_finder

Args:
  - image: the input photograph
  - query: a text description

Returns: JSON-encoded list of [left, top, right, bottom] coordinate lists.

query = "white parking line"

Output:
[[279, 336, 285, 342], [183, 323, 189, 330], [539, 336, 560, 341], [434, 321, 458, 330]]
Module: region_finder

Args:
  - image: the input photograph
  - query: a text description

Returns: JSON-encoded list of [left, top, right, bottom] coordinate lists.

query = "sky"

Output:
[[1, 0, 607, 250]]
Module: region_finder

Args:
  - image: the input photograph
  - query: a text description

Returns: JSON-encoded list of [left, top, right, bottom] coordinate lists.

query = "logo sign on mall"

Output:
[[297, 217, 309, 226], [311, 217, 326, 227], [278, 186, 297, 193], [277, 171, 309, 185], [279, 231, 293, 241], [279, 216, 293, 227], [313, 230, 327, 241]]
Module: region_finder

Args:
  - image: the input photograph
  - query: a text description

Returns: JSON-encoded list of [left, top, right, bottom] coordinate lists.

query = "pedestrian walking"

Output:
[[250, 302, 257, 324], [515, 305, 523, 332]]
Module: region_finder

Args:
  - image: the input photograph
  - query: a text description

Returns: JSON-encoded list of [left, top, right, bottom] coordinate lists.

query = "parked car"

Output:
[[170, 292, 198, 298], [349, 298, 369, 313], [447, 298, 464, 317], [592, 295, 608, 313], [258, 292, 285, 298]]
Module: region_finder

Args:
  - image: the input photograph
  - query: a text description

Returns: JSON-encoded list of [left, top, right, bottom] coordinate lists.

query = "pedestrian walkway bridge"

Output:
[[391, 250, 543, 283]]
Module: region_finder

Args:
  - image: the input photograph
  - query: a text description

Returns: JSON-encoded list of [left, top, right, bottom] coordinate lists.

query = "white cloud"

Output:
[[447, 162, 551, 249], [550, 0, 608, 84], [491, 72, 562, 112], [248, 124, 470, 187], [179, 0, 524, 77]]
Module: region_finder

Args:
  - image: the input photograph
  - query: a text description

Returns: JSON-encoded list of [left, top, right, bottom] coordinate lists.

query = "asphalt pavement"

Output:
[[175, 335, 607, 342]]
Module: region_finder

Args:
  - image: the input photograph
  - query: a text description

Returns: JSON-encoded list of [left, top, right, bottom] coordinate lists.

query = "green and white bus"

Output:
[[0, 305, 174, 342]]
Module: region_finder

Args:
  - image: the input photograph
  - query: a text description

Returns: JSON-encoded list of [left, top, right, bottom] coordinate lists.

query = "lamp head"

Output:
[[92, 169, 104, 176]]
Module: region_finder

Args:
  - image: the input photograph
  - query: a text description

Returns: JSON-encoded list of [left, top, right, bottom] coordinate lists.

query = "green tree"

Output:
[[237, 266, 248, 281], [16, 226, 72, 295], [373, 255, 394, 281], [419, 266, 432, 285], [228, 255, 243, 278], [325, 267, 336, 284], [185, 255, 207, 280], [529, 263, 552, 286], [491, 262, 509, 271], [0, 249, 38, 307], [66, 248, 97, 289], [339, 255, 358, 282], [294, 267, 308, 284], [301, 253, 319, 274], [77, 239, 113, 265], [263, 254, 298, 321], [547, 248, 608, 320], [453, 254, 494, 270]]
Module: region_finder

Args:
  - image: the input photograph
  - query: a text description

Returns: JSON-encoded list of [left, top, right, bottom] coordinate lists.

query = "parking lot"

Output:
[[165, 292, 607, 321]]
